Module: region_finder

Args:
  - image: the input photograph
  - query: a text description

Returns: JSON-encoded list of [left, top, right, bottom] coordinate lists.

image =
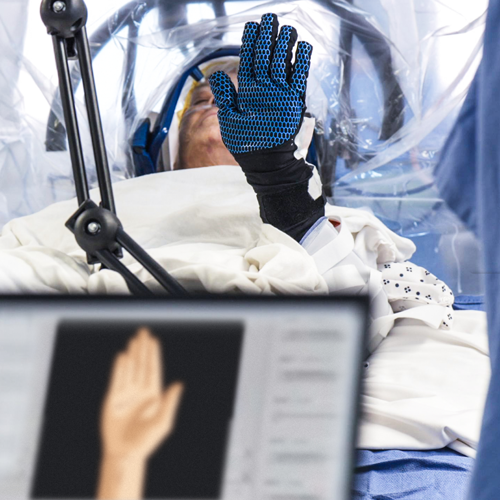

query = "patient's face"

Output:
[[175, 72, 239, 170]]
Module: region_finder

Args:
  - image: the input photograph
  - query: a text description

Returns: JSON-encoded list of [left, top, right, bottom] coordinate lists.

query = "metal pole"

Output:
[[95, 249, 153, 296], [52, 35, 89, 205], [74, 27, 116, 214], [117, 229, 189, 297]]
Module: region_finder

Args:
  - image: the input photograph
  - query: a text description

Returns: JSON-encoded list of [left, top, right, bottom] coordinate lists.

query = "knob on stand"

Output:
[[40, 0, 88, 38]]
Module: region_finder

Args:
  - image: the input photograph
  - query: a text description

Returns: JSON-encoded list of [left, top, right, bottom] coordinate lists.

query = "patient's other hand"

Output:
[[100, 327, 184, 461]]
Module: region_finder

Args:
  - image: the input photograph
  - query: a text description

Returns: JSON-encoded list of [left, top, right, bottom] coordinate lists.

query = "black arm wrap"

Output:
[[235, 142, 325, 242], [257, 179, 325, 241]]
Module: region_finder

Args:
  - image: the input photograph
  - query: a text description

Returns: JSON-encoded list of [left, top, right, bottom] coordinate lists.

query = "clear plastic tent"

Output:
[[0, 0, 488, 295]]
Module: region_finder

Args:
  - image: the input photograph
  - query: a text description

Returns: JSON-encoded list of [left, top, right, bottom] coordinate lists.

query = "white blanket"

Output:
[[0, 165, 490, 457], [0, 166, 327, 294], [359, 310, 489, 457]]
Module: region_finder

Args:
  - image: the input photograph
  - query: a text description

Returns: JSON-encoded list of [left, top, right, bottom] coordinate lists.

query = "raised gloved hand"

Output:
[[209, 13, 325, 242]]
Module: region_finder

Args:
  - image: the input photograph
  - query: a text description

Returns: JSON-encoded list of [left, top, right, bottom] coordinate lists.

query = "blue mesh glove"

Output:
[[209, 13, 325, 242]]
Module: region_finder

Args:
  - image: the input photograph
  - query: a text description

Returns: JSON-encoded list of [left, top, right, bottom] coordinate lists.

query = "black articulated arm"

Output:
[[40, 0, 188, 297]]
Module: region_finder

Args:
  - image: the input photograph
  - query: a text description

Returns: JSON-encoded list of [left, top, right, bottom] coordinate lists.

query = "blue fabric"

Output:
[[353, 449, 474, 500], [453, 295, 485, 312], [434, 1, 500, 498], [209, 14, 312, 154]]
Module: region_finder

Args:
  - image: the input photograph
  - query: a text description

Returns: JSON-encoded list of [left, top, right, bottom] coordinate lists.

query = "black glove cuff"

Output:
[[235, 140, 312, 194], [257, 179, 325, 242]]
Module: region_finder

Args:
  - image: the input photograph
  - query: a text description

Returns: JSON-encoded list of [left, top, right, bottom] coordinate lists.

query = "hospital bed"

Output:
[[0, 0, 491, 498]]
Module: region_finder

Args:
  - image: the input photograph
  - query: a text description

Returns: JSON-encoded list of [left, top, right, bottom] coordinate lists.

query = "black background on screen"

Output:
[[31, 320, 244, 499]]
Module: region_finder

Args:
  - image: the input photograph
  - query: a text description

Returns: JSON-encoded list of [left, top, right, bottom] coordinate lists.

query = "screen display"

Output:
[[0, 296, 367, 500]]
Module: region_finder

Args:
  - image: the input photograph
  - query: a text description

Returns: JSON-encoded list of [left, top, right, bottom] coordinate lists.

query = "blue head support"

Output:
[[132, 48, 242, 176]]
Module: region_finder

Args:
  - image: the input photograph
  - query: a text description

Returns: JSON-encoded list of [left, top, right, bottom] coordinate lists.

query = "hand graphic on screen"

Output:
[[101, 327, 184, 459], [97, 328, 184, 500]]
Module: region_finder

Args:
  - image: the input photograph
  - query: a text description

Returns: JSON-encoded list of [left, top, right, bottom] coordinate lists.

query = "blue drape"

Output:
[[434, 1, 500, 498], [353, 449, 473, 500]]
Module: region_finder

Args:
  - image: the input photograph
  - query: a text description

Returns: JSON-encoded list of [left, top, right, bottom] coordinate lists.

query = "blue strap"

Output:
[[132, 119, 155, 176]]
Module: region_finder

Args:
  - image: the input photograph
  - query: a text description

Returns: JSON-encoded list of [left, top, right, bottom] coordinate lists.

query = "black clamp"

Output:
[[66, 200, 122, 262]]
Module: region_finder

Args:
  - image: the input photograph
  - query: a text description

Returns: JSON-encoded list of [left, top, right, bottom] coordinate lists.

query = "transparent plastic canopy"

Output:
[[0, 0, 488, 294]]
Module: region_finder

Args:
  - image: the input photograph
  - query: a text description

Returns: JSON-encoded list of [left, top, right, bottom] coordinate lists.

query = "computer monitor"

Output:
[[0, 296, 368, 500]]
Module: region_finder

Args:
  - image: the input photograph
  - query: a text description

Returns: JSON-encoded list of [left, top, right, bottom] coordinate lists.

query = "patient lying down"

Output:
[[0, 13, 490, 464], [174, 69, 240, 171]]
